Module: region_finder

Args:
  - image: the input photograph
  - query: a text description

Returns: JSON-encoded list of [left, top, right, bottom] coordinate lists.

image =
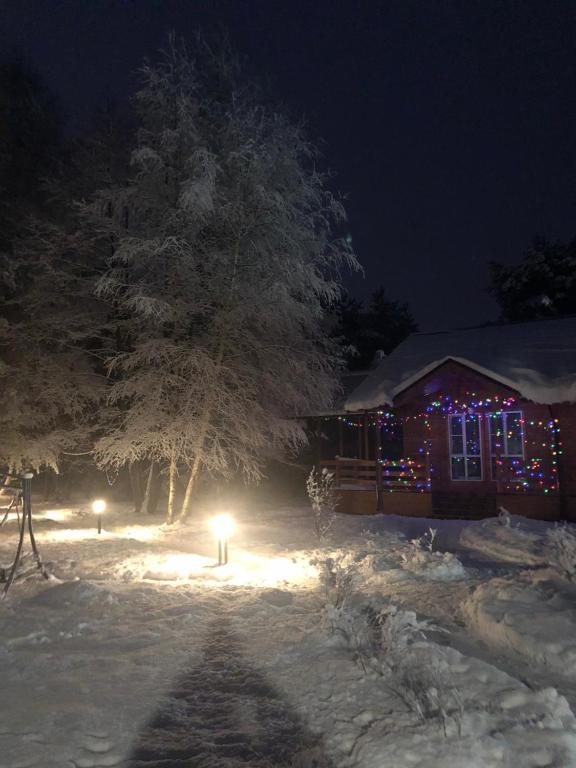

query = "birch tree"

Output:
[[95, 40, 358, 522]]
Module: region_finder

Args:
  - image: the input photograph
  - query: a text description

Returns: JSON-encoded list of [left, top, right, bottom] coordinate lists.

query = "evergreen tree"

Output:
[[490, 237, 576, 322], [363, 287, 418, 360], [0, 215, 109, 470], [332, 288, 417, 370], [0, 81, 124, 472]]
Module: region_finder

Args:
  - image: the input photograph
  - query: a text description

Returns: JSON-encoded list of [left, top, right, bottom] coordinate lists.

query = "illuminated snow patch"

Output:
[[36, 508, 76, 523], [40, 524, 162, 543], [117, 550, 319, 587], [43, 528, 109, 542]]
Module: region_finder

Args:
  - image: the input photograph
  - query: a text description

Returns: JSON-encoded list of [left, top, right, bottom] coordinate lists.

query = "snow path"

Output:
[[127, 612, 331, 767]]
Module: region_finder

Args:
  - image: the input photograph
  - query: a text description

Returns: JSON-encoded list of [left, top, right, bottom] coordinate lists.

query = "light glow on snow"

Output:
[[36, 508, 75, 523], [42, 525, 162, 544], [44, 528, 107, 542], [118, 525, 160, 542], [119, 549, 317, 587]]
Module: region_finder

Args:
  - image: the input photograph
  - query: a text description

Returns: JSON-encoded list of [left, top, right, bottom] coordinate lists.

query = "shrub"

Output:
[[329, 596, 462, 736], [387, 650, 463, 737], [498, 506, 512, 527], [306, 467, 337, 541]]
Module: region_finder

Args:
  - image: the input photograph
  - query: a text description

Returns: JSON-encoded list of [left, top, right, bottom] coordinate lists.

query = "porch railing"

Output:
[[321, 457, 430, 493]]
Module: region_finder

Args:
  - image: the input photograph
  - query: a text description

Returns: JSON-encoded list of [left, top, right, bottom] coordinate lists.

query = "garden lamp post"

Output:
[[210, 514, 235, 565], [92, 499, 107, 534]]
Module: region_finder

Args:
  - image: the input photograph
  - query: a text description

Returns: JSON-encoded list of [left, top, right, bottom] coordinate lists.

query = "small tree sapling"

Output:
[[306, 467, 337, 541]]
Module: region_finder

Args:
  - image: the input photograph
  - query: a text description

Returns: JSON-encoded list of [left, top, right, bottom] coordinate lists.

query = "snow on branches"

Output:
[[306, 467, 337, 541], [94, 38, 358, 520]]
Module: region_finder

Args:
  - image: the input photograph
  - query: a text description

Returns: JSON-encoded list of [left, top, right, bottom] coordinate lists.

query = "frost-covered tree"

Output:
[[0, 61, 114, 471], [0, 100, 126, 472], [94, 39, 357, 522], [0, 217, 108, 470]]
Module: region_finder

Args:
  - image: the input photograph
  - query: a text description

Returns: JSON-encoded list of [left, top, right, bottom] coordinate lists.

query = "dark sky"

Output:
[[2, 0, 576, 331]]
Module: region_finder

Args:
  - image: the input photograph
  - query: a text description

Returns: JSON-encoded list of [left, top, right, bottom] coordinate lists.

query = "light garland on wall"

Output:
[[322, 391, 563, 495]]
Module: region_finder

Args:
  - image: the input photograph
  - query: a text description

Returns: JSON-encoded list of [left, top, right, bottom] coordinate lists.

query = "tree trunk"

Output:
[[177, 352, 222, 521], [179, 452, 202, 521], [166, 456, 177, 524], [142, 461, 155, 515], [178, 243, 239, 522], [129, 463, 144, 514]]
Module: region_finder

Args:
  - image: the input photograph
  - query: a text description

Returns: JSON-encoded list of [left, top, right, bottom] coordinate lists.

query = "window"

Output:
[[488, 411, 525, 482], [488, 411, 524, 457], [449, 413, 482, 480]]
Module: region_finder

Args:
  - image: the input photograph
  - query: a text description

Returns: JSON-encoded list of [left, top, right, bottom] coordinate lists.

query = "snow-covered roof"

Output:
[[345, 317, 576, 410]]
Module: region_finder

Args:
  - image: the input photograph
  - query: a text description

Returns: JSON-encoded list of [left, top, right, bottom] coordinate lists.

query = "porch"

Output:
[[320, 454, 562, 520]]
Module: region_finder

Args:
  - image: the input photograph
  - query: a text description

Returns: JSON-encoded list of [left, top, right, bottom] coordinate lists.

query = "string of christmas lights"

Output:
[[322, 391, 562, 494]]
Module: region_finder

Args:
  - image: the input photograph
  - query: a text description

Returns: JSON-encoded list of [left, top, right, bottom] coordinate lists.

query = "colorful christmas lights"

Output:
[[324, 391, 562, 494]]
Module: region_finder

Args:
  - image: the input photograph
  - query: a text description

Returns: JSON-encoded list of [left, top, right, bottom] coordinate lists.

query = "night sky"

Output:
[[2, 0, 576, 331]]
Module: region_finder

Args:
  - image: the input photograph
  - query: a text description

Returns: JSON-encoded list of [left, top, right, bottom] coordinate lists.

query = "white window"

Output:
[[488, 411, 524, 481], [449, 413, 482, 480], [488, 411, 524, 457]]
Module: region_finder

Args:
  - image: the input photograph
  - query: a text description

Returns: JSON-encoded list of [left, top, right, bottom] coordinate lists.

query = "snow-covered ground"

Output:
[[1, 503, 576, 767]]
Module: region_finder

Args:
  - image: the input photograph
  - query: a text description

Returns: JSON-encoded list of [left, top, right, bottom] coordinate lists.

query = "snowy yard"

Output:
[[2, 504, 576, 767]]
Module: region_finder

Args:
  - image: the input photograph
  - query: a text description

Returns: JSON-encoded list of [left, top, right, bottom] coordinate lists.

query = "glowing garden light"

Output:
[[210, 513, 235, 565], [91, 498, 107, 534]]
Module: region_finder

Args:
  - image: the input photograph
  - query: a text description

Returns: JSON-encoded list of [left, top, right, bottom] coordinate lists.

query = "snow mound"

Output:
[[274, 624, 576, 768], [25, 580, 117, 609], [340, 534, 467, 583], [464, 572, 576, 681], [397, 547, 467, 581], [460, 517, 547, 566]]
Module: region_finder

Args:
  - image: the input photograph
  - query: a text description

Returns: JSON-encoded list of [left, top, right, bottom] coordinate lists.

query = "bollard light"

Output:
[[92, 498, 107, 534], [210, 513, 235, 565]]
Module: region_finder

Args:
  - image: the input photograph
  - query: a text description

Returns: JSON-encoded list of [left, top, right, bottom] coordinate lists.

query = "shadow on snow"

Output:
[[127, 616, 333, 768]]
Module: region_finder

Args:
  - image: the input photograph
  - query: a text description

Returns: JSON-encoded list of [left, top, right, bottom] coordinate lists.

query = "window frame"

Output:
[[488, 410, 525, 458], [448, 412, 483, 481], [488, 410, 525, 482]]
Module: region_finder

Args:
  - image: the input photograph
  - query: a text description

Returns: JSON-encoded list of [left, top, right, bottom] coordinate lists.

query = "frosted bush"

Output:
[[319, 553, 361, 611], [420, 527, 437, 552], [356, 603, 444, 673], [387, 650, 463, 737], [406, 529, 438, 563], [498, 505, 512, 527], [545, 524, 576, 581], [317, 552, 372, 656], [400, 532, 466, 581], [335, 600, 461, 735], [306, 467, 337, 541]]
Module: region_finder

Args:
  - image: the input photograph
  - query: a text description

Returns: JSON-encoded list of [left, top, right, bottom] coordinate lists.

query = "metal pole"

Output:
[[97, 515, 102, 534], [2, 471, 48, 597], [223, 538, 228, 565], [23, 473, 47, 579]]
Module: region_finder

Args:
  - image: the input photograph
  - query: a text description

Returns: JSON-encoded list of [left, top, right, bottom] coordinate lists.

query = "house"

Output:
[[317, 317, 576, 520]]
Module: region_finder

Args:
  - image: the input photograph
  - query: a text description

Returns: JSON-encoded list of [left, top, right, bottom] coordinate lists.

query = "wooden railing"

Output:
[[321, 457, 430, 493], [380, 459, 430, 493]]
